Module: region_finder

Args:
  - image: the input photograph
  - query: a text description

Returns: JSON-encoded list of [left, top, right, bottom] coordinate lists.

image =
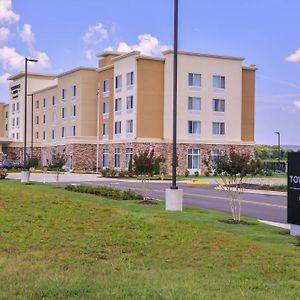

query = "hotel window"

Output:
[[43, 114, 46, 125], [5, 124, 7, 131], [43, 98, 47, 108], [126, 148, 133, 169], [103, 149, 109, 168], [114, 148, 121, 168], [72, 105, 76, 117], [16, 117, 19, 127], [103, 123, 109, 136], [188, 73, 201, 87], [36, 100, 39, 109], [52, 112, 57, 123], [188, 121, 201, 135], [12, 103, 15, 113], [12, 133, 15, 139], [103, 101, 109, 115], [72, 85, 77, 98], [213, 99, 225, 112], [211, 149, 225, 163], [126, 72, 134, 87], [12, 118, 15, 127], [16, 102, 19, 112], [52, 96, 57, 106], [43, 131, 46, 141], [115, 75, 122, 91], [103, 80, 109, 94], [187, 149, 200, 170], [115, 121, 121, 135], [36, 115, 39, 125], [62, 107, 66, 119], [5, 111, 8, 118], [72, 125, 76, 136], [213, 75, 225, 89], [126, 120, 133, 135], [126, 96, 133, 111], [212, 122, 225, 135], [35, 132, 39, 139], [52, 129, 56, 140], [188, 97, 201, 111], [115, 98, 122, 113], [62, 126, 66, 138], [16, 132, 19, 140], [62, 88, 66, 100]]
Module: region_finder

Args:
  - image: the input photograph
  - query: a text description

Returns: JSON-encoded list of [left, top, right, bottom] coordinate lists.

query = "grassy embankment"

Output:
[[0, 180, 299, 299]]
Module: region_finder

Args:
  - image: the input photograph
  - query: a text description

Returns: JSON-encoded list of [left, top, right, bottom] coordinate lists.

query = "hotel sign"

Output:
[[288, 152, 300, 225]]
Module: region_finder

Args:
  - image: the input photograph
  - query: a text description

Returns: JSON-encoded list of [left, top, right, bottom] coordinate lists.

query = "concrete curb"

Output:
[[258, 219, 290, 230], [214, 186, 286, 196]]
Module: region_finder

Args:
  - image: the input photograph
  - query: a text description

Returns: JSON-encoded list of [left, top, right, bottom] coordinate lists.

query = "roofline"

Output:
[[111, 51, 141, 62], [7, 72, 57, 81], [33, 84, 58, 95], [162, 50, 245, 61], [96, 64, 114, 73], [57, 67, 97, 78], [96, 50, 125, 58], [242, 65, 258, 71], [136, 55, 165, 62]]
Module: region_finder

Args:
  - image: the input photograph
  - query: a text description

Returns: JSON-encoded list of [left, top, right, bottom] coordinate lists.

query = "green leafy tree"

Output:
[[48, 153, 66, 182]]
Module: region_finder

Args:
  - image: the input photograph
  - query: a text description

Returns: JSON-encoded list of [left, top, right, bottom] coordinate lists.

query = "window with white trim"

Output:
[[103, 80, 109, 93], [126, 96, 133, 110], [126, 72, 134, 87], [126, 120, 133, 134], [62, 107, 66, 119], [103, 123, 109, 136], [188, 121, 201, 135], [188, 149, 200, 169], [126, 148, 133, 169], [43, 130, 46, 141], [43, 114, 46, 125], [16, 132, 19, 140], [62, 88, 66, 100], [52, 129, 56, 140], [72, 125, 76, 136], [213, 99, 225, 112], [103, 149, 109, 168], [72, 85, 77, 98], [36, 115, 39, 125], [62, 126, 66, 137], [188, 73, 201, 87], [188, 97, 201, 111], [212, 122, 225, 135], [211, 149, 225, 161], [12, 103, 15, 113], [103, 102, 109, 114], [36, 100, 39, 109], [16, 117, 19, 127], [115, 121, 121, 135], [115, 98, 122, 113], [43, 98, 47, 108], [213, 75, 225, 89], [115, 75, 122, 91], [52, 96, 57, 106], [114, 148, 121, 168], [16, 102, 19, 112], [72, 105, 76, 117], [35, 132, 39, 139]]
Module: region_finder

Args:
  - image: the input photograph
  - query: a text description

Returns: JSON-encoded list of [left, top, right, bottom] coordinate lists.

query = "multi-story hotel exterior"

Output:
[[0, 49, 256, 174]]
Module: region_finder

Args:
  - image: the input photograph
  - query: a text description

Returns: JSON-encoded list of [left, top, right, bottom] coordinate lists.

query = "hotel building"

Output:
[[1, 49, 256, 174]]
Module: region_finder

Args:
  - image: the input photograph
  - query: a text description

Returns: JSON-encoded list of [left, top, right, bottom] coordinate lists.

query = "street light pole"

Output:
[[275, 131, 281, 164], [27, 93, 34, 158], [171, 0, 178, 190], [96, 83, 100, 173], [24, 57, 38, 164]]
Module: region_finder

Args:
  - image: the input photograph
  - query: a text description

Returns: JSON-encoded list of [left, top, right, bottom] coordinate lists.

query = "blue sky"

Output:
[[0, 0, 300, 145]]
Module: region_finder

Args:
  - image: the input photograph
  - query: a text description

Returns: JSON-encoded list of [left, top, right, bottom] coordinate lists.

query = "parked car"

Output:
[[0, 159, 24, 169]]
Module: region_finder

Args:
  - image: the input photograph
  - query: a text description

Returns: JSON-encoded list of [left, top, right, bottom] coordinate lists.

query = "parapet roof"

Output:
[[7, 72, 57, 81]]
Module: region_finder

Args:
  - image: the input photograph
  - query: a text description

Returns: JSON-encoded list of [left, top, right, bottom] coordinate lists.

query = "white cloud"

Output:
[[286, 49, 300, 62], [85, 49, 93, 61], [33, 51, 50, 70], [0, 26, 9, 43], [293, 100, 300, 110], [115, 34, 171, 56], [0, 0, 20, 24], [19, 24, 34, 49], [0, 71, 10, 85], [82, 23, 108, 44], [0, 46, 23, 69]]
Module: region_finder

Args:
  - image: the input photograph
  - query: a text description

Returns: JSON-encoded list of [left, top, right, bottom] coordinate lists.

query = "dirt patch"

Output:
[[220, 219, 251, 225], [137, 199, 159, 205]]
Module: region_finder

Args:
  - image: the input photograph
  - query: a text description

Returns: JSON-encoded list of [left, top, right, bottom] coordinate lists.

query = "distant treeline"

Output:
[[255, 145, 299, 161]]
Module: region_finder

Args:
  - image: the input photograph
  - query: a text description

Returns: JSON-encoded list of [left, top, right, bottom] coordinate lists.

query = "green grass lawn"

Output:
[[0, 180, 299, 299]]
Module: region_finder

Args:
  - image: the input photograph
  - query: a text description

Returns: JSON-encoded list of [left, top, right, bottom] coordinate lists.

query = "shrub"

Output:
[[204, 171, 210, 177], [184, 170, 190, 177], [265, 170, 273, 177], [194, 171, 199, 177], [65, 185, 143, 200], [0, 169, 8, 179], [24, 157, 39, 170]]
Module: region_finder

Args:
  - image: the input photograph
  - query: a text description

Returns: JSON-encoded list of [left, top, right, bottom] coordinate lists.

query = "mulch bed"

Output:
[[220, 219, 251, 225]]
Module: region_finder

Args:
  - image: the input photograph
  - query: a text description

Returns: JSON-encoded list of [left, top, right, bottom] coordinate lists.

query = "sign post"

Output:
[[287, 152, 300, 235]]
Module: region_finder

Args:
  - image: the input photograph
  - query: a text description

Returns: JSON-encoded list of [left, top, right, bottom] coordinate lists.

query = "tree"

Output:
[[48, 153, 66, 182], [204, 148, 260, 222]]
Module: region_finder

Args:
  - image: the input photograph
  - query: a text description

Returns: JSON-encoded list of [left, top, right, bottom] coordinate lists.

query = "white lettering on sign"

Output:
[[290, 176, 300, 184]]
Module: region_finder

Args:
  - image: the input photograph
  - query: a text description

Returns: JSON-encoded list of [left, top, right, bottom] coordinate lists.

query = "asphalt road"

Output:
[[68, 179, 287, 223]]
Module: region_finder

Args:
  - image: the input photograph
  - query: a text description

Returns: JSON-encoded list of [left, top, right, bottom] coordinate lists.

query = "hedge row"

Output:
[[65, 185, 143, 200]]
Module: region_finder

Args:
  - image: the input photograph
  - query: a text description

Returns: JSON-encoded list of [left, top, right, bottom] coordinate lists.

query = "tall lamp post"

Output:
[[24, 57, 38, 164], [27, 93, 34, 158], [165, 0, 183, 211], [275, 131, 281, 165]]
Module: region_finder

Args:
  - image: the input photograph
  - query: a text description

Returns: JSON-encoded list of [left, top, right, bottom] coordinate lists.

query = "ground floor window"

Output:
[[126, 148, 133, 168], [211, 149, 225, 162], [114, 148, 121, 168], [103, 149, 109, 168], [187, 148, 200, 169]]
